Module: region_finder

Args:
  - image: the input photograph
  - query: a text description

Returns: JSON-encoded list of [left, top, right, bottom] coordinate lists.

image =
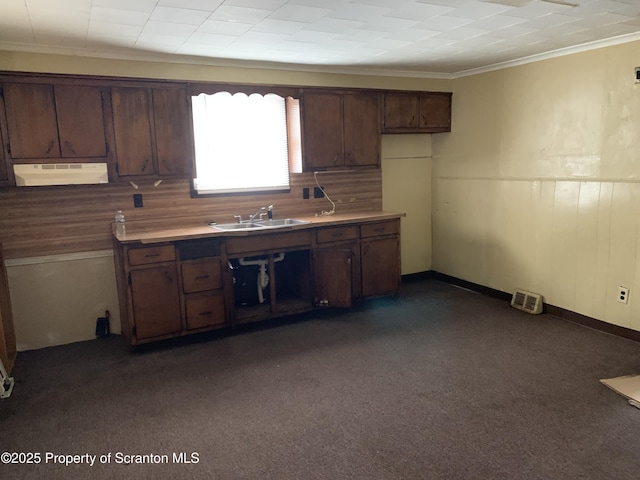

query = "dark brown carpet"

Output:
[[1, 277, 639, 480]]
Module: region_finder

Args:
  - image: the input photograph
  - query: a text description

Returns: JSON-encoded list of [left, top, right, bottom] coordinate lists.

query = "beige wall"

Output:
[[1, 51, 442, 349], [6, 252, 121, 350], [382, 135, 432, 274], [433, 40, 640, 332]]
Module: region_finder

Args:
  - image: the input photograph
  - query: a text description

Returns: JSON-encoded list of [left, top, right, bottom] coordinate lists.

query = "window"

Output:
[[191, 91, 300, 195]]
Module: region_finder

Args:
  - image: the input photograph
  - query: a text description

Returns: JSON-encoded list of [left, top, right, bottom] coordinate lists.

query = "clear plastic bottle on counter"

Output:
[[115, 210, 126, 237]]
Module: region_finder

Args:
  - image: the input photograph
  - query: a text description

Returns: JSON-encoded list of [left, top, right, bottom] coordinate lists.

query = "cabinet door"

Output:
[[383, 93, 418, 130], [3, 83, 60, 159], [111, 87, 154, 176], [302, 92, 343, 170], [54, 85, 107, 158], [361, 237, 400, 297], [313, 248, 352, 308], [130, 264, 182, 340], [0, 244, 16, 374], [343, 93, 380, 167], [0, 131, 7, 183], [419, 93, 452, 131], [152, 88, 192, 176]]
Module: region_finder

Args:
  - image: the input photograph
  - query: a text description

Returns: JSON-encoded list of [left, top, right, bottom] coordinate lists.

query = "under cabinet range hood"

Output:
[[13, 163, 109, 186]]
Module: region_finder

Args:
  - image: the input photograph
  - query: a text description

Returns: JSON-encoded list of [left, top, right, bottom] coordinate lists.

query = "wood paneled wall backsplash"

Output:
[[0, 169, 382, 259]]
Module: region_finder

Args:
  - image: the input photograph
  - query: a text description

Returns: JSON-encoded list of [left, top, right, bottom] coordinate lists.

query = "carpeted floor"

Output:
[[1, 277, 639, 480]]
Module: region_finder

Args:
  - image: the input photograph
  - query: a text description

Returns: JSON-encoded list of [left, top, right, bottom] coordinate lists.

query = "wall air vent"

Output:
[[511, 289, 543, 314]]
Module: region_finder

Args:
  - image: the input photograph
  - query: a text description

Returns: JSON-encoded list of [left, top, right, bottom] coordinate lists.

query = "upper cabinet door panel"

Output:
[[383, 93, 418, 130], [54, 85, 107, 158], [302, 92, 343, 170], [152, 88, 192, 176], [419, 93, 452, 130], [111, 87, 154, 176], [3, 83, 60, 159], [382, 92, 451, 133], [343, 93, 380, 168]]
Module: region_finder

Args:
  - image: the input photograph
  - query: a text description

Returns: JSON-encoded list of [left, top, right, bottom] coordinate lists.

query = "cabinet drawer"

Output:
[[316, 226, 358, 244], [128, 245, 175, 266], [182, 258, 222, 293], [185, 293, 226, 330], [360, 220, 399, 238], [226, 230, 312, 255]]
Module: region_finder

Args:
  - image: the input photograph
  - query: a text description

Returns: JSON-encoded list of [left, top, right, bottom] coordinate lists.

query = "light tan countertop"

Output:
[[114, 211, 405, 245]]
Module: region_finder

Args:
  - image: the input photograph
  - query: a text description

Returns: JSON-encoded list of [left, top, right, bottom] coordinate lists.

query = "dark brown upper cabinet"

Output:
[[343, 93, 381, 168], [111, 87, 154, 176], [110, 86, 192, 179], [1, 82, 108, 160], [152, 88, 192, 177], [302, 91, 380, 171], [383, 92, 452, 133]]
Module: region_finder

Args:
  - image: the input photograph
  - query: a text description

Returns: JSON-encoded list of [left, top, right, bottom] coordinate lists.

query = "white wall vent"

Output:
[[511, 289, 543, 314]]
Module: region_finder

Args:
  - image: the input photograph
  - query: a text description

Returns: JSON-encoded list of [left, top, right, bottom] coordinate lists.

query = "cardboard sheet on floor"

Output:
[[600, 375, 640, 408]]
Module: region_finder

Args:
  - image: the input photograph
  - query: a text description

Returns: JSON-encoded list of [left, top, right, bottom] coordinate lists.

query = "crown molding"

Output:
[[452, 31, 640, 78]]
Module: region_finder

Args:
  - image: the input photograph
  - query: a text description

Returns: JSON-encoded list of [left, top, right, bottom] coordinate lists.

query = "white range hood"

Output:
[[13, 163, 109, 186]]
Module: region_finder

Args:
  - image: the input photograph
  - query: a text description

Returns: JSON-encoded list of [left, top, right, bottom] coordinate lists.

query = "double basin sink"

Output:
[[212, 218, 310, 232]]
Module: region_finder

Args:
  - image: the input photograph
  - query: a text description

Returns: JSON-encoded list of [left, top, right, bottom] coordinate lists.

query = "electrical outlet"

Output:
[[314, 186, 325, 198], [133, 193, 143, 208], [303, 187, 309, 199], [617, 286, 629, 304]]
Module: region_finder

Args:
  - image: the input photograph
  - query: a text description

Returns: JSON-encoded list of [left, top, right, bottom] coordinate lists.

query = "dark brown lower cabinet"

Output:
[[114, 217, 402, 347], [313, 248, 354, 308], [0, 243, 16, 375], [181, 256, 226, 331], [361, 236, 401, 297], [130, 265, 182, 340], [360, 220, 401, 297]]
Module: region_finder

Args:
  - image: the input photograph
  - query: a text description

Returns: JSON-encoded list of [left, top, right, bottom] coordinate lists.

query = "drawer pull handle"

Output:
[[331, 233, 343, 237], [199, 311, 213, 316], [195, 275, 210, 280], [373, 227, 386, 232], [144, 253, 161, 258]]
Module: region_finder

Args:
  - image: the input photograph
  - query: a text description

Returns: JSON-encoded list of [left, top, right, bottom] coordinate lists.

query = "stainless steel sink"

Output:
[[210, 218, 310, 232], [256, 218, 310, 227], [212, 222, 266, 231]]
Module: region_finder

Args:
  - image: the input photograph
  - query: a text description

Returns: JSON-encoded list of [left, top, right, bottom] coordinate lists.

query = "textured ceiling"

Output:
[[0, 0, 639, 77]]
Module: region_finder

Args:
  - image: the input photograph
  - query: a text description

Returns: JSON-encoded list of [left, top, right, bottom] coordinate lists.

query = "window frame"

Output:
[[188, 83, 303, 198]]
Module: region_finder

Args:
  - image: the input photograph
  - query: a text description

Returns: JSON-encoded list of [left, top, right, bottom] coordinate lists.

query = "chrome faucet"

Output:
[[235, 205, 274, 223], [249, 206, 268, 222]]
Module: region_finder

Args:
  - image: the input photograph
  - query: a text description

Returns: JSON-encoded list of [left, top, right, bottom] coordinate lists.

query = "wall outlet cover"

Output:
[[618, 286, 629, 304], [133, 193, 143, 208]]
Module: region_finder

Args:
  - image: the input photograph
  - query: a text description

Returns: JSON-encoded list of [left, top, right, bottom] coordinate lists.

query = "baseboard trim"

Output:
[[428, 271, 512, 302], [544, 304, 640, 343], [417, 271, 640, 343], [401, 271, 435, 282]]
